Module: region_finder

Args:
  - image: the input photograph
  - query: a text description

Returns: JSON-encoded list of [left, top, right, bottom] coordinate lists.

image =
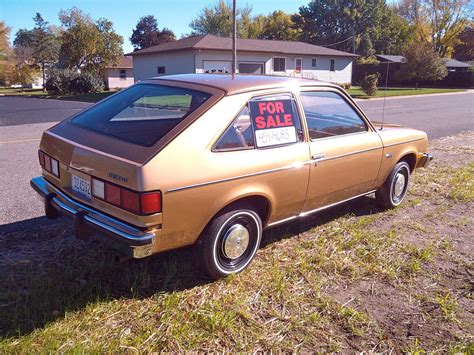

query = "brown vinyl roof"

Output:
[[145, 73, 339, 95], [128, 34, 358, 58], [105, 56, 133, 69]]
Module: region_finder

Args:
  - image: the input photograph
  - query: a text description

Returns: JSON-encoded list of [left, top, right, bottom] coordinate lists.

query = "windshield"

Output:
[[72, 83, 211, 147]]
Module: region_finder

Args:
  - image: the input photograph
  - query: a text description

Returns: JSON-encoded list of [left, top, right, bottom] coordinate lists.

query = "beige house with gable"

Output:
[[102, 56, 134, 90], [129, 35, 358, 84]]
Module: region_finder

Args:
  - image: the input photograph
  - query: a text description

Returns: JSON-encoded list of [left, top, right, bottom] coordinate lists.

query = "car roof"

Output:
[[148, 74, 339, 95]]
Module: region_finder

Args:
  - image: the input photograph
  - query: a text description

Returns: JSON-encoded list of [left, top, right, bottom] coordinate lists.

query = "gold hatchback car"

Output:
[[31, 74, 432, 278]]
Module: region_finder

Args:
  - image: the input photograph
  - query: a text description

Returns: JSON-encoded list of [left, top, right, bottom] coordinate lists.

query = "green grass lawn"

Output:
[[347, 86, 465, 99], [0, 88, 116, 102], [0, 86, 467, 103]]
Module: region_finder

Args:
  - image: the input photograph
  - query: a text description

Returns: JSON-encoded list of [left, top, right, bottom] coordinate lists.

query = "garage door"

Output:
[[203, 61, 231, 74], [239, 62, 264, 74]]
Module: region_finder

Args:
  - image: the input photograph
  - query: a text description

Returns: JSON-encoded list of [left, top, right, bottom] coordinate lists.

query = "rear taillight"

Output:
[[91, 178, 161, 215], [39, 150, 60, 178]]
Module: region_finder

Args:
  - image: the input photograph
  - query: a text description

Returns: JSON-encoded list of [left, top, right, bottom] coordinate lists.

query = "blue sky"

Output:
[[0, 0, 307, 53]]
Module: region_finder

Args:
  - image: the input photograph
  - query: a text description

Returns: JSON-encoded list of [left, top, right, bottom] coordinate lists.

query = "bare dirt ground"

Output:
[[0, 132, 472, 352], [327, 133, 474, 351]]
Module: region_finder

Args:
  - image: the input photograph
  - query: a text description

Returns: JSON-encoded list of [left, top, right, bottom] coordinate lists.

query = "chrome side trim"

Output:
[[168, 147, 382, 193], [383, 138, 424, 148], [166, 163, 300, 192], [267, 190, 377, 227], [311, 146, 382, 163]]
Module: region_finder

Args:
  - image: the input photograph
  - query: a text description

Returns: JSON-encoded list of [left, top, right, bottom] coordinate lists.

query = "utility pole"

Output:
[[352, 27, 356, 54], [232, 0, 237, 79]]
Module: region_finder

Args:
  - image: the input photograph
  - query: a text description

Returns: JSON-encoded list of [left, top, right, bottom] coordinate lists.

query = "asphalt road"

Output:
[[0, 96, 91, 126], [356, 91, 473, 139], [0, 92, 473, 230]]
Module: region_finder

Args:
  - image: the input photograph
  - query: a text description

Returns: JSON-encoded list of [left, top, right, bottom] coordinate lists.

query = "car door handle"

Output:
[[311, 153, 325, 166]]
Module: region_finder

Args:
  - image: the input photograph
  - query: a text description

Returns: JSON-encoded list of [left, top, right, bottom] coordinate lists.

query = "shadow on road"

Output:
[[0, 195, 382, 338]]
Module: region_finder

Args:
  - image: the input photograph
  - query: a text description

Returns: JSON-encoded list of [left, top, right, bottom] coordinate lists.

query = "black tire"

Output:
[[196, 205, 262, 279], [376, 161, 411, 209]]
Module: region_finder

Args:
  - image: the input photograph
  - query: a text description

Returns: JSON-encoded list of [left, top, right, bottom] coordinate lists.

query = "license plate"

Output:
[[71, 174, 91, 200]]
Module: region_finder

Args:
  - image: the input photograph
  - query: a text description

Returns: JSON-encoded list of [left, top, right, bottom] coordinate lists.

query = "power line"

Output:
[[318, 35, 355, 48]]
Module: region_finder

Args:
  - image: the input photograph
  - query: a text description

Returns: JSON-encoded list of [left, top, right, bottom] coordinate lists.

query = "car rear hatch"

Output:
[[39, 80, 223, 227]]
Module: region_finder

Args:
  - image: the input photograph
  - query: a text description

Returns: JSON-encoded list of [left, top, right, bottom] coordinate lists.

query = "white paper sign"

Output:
[[255, 126, 297, 147]]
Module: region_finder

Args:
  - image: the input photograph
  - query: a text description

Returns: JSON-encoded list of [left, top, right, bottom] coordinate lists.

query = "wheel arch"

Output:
[[398, 152, 417, 172], [195, 192, 273, 245]]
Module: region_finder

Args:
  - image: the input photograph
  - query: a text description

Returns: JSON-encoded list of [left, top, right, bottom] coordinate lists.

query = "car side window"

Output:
[[214, 106, 255, 151], [214, 94, 302, 152], [300, 91, 367, 140]]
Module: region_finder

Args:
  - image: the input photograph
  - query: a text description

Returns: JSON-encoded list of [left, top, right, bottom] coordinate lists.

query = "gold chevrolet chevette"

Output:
[[31, 74, 432, 278]]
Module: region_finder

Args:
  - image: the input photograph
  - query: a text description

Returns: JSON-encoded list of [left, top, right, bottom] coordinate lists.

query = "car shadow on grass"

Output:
[[0, 196, 383, 338]]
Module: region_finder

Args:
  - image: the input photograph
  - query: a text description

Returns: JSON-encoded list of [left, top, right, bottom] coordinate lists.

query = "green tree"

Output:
[[58, 7, 123, 73], [130, 15, 176, 50], [14, 14, 60, 91], [293, 0, 412, 55], [453, 25, 474, 61], [0, 21, 15, 86], [189, 0, 255, 38], [10, 63, 40, 91], [396, 0, 472, 57], [259, 10, 300, 41], [358, 33, 376, 60], [396, 41, 448, 87]]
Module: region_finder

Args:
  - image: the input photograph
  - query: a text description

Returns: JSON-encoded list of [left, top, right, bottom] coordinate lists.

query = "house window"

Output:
[[273, 57, 286, 72], [330, 59, 335, 72], [312, 58, 317, 67], [157, 66, 166, 74], [119, 69, 126, 79]]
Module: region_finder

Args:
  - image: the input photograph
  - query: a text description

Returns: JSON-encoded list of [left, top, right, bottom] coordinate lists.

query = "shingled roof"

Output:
[[128, 34, 358, 58], [105, 56, 133, 69]]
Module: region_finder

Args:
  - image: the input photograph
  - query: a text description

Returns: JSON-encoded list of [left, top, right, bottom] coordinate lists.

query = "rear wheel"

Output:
[[376, 161, 411, 209], [196, 206, 262, 279]]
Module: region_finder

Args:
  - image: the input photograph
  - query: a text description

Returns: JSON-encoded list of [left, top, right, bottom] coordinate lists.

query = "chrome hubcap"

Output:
[[394, 173, 406, 197], [222, 224, 250, 259]]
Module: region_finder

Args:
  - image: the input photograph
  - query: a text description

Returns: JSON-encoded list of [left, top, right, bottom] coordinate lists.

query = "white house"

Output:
[[102, 56, 134, 90], [129, 35, 358, 84]]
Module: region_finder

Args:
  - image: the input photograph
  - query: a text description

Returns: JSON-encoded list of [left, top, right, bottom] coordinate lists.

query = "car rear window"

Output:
[[71, 84, 211, 147]]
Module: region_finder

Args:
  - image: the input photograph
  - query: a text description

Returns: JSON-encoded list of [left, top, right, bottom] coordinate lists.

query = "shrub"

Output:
[[70, 72, 104, 94], [360, 73, 380, 96], [46, 69, 104, 94], [45, 69, 76, 94]]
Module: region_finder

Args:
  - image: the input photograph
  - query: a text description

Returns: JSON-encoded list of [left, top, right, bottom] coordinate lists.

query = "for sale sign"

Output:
[[249, 99, 297, 148]]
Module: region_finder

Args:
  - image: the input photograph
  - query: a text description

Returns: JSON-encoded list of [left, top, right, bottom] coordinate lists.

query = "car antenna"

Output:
[[380, 59, 390, 130], [231, 0, 237, 79]]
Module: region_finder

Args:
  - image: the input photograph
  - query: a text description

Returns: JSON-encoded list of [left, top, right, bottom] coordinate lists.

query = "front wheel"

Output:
[[196, 207, 262, 279], [376, 161, 411, 209]]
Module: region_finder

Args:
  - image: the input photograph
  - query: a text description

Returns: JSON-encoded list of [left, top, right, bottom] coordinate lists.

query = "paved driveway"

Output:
[[0, 92, 473, 230]]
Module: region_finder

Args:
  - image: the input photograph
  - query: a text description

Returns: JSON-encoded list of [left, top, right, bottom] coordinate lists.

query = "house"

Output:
[[443, 59, 470, 72], [102, 56, 134, 90], [375, 54, 471, 72], [128, 35, 358, 84]]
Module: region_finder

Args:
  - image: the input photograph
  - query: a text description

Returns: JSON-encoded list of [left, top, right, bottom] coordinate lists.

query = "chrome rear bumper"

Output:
[[30, 176, 155, 258]]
